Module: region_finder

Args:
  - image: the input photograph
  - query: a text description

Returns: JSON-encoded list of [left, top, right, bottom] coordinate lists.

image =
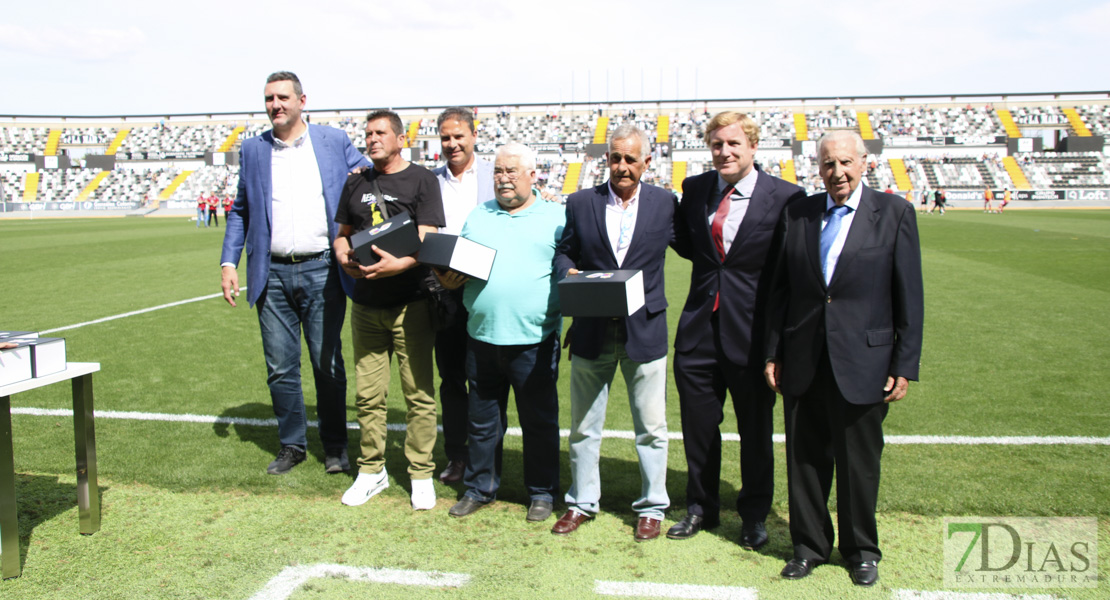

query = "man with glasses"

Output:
[[438, 142, 564, 523]]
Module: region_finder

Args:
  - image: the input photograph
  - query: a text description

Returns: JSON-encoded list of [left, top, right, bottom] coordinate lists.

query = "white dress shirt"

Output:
[[822, 183, 863, 284], [439, 160, 480, 235], [269, 125, 329, 256], [710, 169, 757, 255], [606, 181, 641, 267]]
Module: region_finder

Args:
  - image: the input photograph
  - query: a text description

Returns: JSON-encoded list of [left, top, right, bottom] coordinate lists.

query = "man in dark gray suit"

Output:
[[669, 111, 806, 548], [764, 130, 924, 587]]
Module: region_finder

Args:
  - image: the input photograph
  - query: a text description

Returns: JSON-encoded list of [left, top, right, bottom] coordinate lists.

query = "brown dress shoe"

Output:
[[635, 517, 662, 541], [551, 510, 591, 535], [438, 460, 465, 484]]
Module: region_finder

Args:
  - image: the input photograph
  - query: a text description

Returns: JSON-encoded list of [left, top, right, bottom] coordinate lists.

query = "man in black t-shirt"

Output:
[[333, 110, 445, 510]]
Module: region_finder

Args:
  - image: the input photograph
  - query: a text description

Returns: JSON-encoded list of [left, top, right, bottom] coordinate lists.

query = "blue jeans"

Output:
[[565, 322, 669, 519], [463, 333, 560, 504], [196, 205, 208, 227], [256, 252, 348, 452]]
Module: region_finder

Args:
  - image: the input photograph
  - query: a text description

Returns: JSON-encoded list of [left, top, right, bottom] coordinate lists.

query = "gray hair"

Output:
[[496, 142, 537, 171], [817, 130, 867, 160], [609, 124, 651, 158], [266, 71, 302, 96]]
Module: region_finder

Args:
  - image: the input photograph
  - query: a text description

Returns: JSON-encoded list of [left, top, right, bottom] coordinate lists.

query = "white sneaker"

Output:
[[341, 468, 389, 506], [411, 478, 436, 510]]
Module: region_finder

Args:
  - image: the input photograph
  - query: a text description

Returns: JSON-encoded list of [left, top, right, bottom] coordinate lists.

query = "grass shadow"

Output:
[[11, 473, 108, 576]]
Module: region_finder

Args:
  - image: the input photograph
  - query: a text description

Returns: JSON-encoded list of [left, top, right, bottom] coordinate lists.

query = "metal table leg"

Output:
[[72, 374, 99, 535], [0, 395, 20, 579]]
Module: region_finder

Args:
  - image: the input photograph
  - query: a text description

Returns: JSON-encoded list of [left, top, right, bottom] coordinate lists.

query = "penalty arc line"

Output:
[[9, 407, 1110, 445], [247, 564, 470, 600]]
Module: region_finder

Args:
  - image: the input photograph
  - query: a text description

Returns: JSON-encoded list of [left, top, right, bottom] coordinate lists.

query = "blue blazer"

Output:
[[220, 124, 370, 306], [764, 186, 924, 404], [555, 182, 678, 363], [672, 168, 806, 367], [433, 157, 496, 219]]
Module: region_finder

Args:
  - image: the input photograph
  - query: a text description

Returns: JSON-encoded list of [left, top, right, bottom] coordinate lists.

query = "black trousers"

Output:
[[673, 313, 774, 523], [435, 292, 470, 463], [784, 348, 888, 563]]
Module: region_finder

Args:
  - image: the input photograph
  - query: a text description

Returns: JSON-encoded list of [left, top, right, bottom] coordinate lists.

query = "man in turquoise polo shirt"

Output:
[[438, 142, 565, 523]]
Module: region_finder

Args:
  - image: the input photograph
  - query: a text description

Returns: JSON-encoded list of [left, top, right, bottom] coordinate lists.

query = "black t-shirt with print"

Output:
[[335, 163, 445, 308]]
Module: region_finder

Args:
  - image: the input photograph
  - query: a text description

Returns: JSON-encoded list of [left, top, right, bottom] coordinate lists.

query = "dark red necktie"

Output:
[[711, 185, 734, 311]]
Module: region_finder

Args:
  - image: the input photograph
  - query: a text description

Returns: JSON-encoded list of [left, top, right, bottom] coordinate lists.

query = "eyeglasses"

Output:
[[493, 168, 522, 181]]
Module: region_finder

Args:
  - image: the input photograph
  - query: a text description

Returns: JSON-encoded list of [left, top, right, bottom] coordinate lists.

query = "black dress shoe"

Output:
[[526, 499, 553, 522], [665, 513, 719, 540], [448, 496, 489, 518], [850, 560, 879, 586], [739, 520, 768, 550], [781, 558, 826, 580]]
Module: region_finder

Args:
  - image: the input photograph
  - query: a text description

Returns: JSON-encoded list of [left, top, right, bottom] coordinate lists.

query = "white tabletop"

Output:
[[0, 362, 101, 397]]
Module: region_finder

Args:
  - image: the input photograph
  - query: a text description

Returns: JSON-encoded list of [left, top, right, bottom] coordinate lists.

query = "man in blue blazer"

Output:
[[431, 107, 496, 484], [220, 71, 369, 475], [552, 125, 677, 541], [669, 112, 806, 546], [764, 131, 923, 587]]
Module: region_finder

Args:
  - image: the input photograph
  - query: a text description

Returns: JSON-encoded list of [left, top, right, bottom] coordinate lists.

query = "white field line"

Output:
[[9, 407, 1110, 445], [39, 288, 246, 335], [595, 580, 757, 599], [893, 590, 1065, 600], [247, 564, 469, 600]]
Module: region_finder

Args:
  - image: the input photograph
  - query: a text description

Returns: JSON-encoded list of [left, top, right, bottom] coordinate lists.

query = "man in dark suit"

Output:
[[220, 71, 369, 475], [668, 112, 806, 547], [764, 130, 923, 587], [551, 125, 677, 541], [431, 107, 496, 484]]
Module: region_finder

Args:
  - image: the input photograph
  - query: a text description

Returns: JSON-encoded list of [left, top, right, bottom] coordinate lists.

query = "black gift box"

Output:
[[349, 213, 422, 265], [418, 233, 497, 281], [558, 270, 645, 317]]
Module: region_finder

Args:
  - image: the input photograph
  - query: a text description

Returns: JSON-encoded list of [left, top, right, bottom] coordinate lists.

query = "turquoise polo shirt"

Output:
[[461, 192, 565, 345]]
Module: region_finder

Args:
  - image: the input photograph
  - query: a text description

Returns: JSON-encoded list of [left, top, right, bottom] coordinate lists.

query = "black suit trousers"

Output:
[[784, 348, 888, 564], [673, 312, 775, 523], [435, 290, 470, 463]]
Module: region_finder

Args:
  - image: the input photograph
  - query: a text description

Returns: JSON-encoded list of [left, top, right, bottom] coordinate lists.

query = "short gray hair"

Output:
[[266, 71, 302, 96], [817, 130, 867, 160], [496, 142, 536, 171], [609, 124, 650, 158]]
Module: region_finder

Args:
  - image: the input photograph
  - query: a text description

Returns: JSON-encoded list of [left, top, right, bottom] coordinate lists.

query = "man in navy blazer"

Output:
[[552, 125, 677, 541], [431, 107, 496, 484], [764, 131, 923, 587], [220, 71, 369, 475], [668, 112, 806, 546]]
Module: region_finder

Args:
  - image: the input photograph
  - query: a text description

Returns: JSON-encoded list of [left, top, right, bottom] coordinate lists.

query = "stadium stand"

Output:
[[2, 93, 1109, 208]]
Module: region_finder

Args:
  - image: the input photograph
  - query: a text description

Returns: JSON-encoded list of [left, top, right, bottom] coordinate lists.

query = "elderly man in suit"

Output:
[[764, 130, 923, 587], [220, 71, 369, 475], [668, 111, 806, 547], [431, 107, 496, 484], [551, 125, 677, 541]]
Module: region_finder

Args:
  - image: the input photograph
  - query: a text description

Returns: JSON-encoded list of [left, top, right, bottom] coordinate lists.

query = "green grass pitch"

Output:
[[0, 210, 1107, 599]]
